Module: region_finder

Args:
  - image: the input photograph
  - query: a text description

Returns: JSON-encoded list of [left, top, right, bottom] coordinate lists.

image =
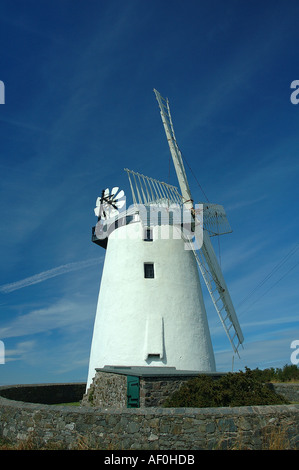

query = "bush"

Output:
[[275, 364, 299, 382], [163, 368, 289, 408], [247, 364, 299, 383]]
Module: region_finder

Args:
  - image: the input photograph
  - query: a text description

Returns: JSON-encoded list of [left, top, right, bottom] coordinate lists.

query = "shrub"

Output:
[[275, 364, 299, 382], [247, 364, 299, 383], [163, 368, 289, 408]]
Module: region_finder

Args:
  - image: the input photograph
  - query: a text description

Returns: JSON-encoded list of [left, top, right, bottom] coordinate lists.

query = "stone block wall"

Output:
[[140, 376, 193, 407], [81, 372, 127, 408], [83, 370, 196, 408], [270, 383, 299, 403], [0, 382, 85, 404], [83, 370, 299, 409], [1, 383, 299, 450], [84, 370, 227, 408]]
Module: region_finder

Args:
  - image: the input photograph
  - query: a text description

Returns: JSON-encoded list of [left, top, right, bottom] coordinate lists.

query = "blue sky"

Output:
[[0, 0, 299, 385]]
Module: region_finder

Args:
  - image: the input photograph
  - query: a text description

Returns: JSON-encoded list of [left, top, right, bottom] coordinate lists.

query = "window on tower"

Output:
[[144, 227, 153, 241], [144, 263, 154, 278]]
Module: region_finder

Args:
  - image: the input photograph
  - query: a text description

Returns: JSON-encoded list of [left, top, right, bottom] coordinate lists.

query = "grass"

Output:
[[0, 435, 119, 451], [0, 436, 63, 450], [214, 425, 292, 450], [262, 426, 290, 450], [50, 402, 80, 406]]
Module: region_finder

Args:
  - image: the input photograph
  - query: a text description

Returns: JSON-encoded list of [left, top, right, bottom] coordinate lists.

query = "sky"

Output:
[[0, 0, 299, 385]]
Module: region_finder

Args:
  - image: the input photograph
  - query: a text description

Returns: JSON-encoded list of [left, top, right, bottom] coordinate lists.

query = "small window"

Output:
[[144, 227, 153, 242], [144, 263, 154, 278]]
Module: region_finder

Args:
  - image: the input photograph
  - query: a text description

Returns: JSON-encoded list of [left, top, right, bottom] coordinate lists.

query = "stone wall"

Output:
[[270, 383, 299, 403], [83, 371, 195, 408], [0, 383, 299, 450], [81, 372, 127, 408], [0, 382, 85, 404], [140, 376, 193, 407], [84, 369, 299, 409], [83, 369, 225, 408]]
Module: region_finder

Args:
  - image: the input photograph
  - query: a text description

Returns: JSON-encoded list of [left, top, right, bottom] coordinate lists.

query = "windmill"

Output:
[[86, 89, 244, 389]]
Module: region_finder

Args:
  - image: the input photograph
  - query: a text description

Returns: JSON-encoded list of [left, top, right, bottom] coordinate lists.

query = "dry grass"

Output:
[[0, 436, 65, 450], [216, 425, 292, 450], [262, 425, 291, 450], [0, 427, 294, 451], [0, 433, 120, 451]]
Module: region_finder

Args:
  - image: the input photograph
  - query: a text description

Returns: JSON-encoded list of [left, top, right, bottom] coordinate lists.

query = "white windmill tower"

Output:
[[86, 90, 244, 389]]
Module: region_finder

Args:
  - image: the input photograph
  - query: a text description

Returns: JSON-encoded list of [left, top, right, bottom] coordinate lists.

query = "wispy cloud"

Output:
[[219, 233, 267, 274], [4, 340, 36, 363], [0, 297, 95, 339], [214, 328, 299, 372], [225, 195, 268, 213], [0, 258, 101, 294]]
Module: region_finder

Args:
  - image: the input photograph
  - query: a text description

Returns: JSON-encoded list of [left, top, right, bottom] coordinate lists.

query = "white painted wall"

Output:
[[86, 218, 216, 389]]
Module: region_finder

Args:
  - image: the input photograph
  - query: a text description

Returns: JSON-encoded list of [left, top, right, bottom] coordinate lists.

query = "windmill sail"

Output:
[[199, 204, 232, 237], [124, 168, 182, 207], [154, 89, 193, 210], [188, 231, 244, 355], [154, 88, 244, 355]]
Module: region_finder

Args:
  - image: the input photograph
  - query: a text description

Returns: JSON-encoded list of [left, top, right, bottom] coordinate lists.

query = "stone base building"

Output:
[[82, 366, 225, 408]]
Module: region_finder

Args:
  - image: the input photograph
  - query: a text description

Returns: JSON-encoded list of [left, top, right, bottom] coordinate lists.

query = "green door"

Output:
[[127, 375, 140, 408]]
